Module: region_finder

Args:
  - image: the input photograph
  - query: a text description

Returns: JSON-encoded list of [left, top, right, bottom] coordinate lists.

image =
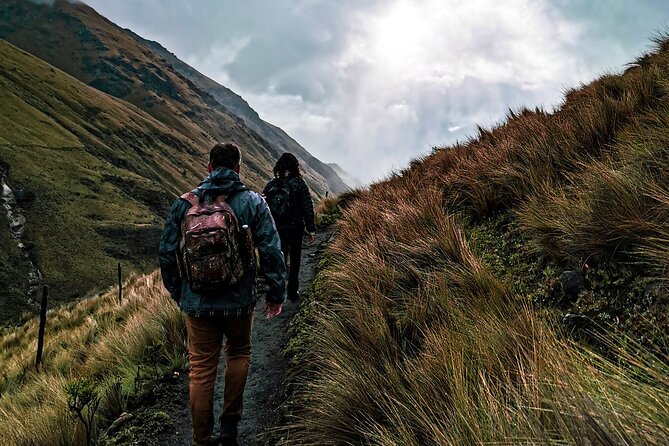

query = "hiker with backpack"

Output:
[[263, 152, 317, 302], [159, 142, 286, 446]]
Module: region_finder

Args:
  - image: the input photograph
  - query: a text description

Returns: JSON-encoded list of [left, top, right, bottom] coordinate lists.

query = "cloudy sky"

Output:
[[84, 0, 669, 184]]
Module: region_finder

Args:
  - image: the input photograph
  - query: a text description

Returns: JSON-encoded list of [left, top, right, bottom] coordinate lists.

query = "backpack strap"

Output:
[[180, 192, 200, 207]]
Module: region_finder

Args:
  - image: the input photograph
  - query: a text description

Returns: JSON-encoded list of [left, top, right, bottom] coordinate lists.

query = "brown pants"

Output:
[[185, 312, 254, 445]]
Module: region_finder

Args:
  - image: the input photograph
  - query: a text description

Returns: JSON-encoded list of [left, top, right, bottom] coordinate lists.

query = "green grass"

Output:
[[314, 189, 363, 226], [0, 39, 204, 320]]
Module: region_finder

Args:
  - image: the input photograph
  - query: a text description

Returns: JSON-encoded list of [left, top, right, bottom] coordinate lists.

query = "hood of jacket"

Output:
[[196, 167, 247, 196]]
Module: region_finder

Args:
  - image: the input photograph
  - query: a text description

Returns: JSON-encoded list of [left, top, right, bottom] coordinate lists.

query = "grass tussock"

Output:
[[285, 36, 669, 445], [288, 175, 669, 444], [0, 272, 186, 445], [315, 189, 364, 226]]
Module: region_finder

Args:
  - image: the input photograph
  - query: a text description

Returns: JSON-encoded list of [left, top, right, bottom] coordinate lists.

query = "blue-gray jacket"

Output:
[[159, 168, 287, 316]]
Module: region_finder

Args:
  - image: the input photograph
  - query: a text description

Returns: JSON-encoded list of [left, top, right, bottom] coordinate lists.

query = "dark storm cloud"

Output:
[[84, 0, 669, 183]]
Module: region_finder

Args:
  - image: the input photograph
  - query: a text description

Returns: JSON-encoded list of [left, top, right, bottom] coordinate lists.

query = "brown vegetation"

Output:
[[284, 37, 669, 444], [0, 273, 185, 445]]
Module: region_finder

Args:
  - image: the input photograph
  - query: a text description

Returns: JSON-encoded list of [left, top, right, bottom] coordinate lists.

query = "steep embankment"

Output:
[[284, 38, 669, 444]]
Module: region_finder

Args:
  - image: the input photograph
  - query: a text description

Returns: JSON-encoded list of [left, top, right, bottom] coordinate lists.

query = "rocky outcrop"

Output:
[[1, 171, 41, 299]]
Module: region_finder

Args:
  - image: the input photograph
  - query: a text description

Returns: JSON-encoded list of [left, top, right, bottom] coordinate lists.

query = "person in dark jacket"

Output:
[[159, 142, 286, 446], [263, 152, 316, 302]]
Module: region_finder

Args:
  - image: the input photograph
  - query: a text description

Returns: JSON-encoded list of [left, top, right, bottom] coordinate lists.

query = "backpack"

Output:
[[176, 190, 255, 294], [264, 178, 293, 224]]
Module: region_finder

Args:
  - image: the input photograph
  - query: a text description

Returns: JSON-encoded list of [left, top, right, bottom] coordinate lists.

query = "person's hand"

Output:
[[264, 302, 283, 319], [306, 233, 316, 244]]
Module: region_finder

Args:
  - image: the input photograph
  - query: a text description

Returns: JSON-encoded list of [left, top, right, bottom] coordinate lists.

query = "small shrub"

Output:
[[64, 377, 100, 446], [144, 340, 166, 380]]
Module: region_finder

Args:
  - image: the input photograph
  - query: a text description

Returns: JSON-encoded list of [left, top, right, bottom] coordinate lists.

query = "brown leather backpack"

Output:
[[176, 190, 254, 294]]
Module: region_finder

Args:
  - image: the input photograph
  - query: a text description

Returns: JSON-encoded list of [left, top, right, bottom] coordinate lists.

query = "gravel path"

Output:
[[153, 229, 331, 446]]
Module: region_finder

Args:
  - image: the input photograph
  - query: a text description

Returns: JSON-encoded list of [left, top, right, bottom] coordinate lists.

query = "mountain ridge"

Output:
[[134, 33, 349, 195], [0, 0, 346, 323], [326, 162, 362, 189], [0, 0, 346, 195]]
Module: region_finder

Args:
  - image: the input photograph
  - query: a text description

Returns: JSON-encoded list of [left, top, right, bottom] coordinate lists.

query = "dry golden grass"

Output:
[[284, 36, 669, 445], [0, 272, 186, 445], [4, 30, 669, 446], [287, 176, 669, 444], [374, 36, 669, 271]]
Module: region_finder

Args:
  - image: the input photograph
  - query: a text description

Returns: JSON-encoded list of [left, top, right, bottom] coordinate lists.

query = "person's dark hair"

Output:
[[273, 152, 302, 179], [210, 142, 241, 170]]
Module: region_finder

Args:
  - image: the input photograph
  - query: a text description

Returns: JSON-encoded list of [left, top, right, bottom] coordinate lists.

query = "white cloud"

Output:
[[183, 37, 250, 85], [84, 0, 669, 184], [240, 0, 596, 182]]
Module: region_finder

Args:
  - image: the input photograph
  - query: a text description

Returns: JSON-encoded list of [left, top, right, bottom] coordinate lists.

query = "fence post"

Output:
[[36, 285, 48, 368], [118, 263, 122, 305]]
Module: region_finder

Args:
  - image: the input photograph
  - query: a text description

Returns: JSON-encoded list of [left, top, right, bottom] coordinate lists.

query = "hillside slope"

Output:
[[0, 0, 345, 196], [285, 38, 669, 444], [0, 0, 348, 323], [0, 39, 204, 322]]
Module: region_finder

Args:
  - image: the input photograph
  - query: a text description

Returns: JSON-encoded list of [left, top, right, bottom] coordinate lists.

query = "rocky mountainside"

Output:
[[0, 0, 346, 196], [0, 0, 346, 324], [136, 34, 349, 195], [326, 162, 363, 189]]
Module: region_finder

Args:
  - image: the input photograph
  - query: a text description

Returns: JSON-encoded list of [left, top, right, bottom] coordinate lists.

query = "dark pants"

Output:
[[278, 227, 303, 297], [185, 312, 254, 445]]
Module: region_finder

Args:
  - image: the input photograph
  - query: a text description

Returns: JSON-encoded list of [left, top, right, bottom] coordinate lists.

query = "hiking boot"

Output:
[[192, 440, 219, 446], [219, 416, 239, 446], [219, 428, 238, 446], [288, 291, 300, 302]]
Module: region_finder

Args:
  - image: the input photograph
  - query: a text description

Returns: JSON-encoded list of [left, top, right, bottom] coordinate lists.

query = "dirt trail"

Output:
[[151, 228, 331, 446]]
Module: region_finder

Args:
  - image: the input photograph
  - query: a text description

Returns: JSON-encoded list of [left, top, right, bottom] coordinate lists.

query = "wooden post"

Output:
[[118, 263, 122, 305], [35, 285, 48, 368]]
